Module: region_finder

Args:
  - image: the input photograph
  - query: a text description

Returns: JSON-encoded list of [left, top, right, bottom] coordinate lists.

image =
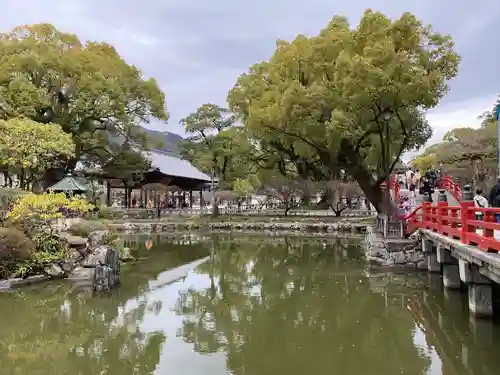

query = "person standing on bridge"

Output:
[[414, 169, 421, 190], [421, 177, 433, 203], [473, 188, 488, 221], [488, 178, 500, 223]]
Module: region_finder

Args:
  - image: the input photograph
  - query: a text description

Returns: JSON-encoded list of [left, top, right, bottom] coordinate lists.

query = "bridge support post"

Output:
[[427, 253, 440, 273], [427, 248, 440, 273], [422, 238, 440, 272], [442, 265, 461, 289], [459, 260, 493, 317], [418, 238, 431, 270], [436, 245, 460, 289]]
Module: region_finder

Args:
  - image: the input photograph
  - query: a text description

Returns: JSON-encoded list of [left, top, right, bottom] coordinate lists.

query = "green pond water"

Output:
[[1, 234, 500, 375]]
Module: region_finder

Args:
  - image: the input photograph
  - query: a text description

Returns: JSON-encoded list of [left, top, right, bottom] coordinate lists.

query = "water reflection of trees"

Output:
[[175, 238, 432, 375], [0, 239, 209, 374], [0, 284, 165, 374]]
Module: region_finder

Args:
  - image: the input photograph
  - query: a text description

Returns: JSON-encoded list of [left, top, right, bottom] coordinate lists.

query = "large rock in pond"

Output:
[[68, 245, 121, 292]]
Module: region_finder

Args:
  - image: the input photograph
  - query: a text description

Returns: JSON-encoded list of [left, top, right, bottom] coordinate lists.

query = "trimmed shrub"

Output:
[[0, 228, 34, 278], [7, 191, 93, 235], [0, 228, 34, 262]]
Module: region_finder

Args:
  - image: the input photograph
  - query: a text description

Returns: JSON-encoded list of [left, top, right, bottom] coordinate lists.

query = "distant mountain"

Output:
[[139, 126, 185, 154], [108, 125, 185, 155]]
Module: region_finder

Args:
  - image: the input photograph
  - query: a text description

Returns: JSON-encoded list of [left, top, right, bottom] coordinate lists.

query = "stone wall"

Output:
[[364, 226, 425, 268], [103, 207, 376, 221], [108, 220, 369, 234]]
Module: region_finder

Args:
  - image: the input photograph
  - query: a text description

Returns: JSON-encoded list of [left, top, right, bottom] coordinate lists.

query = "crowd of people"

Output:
[[395, 167, 500, 223], [396, 168, 442, 215]]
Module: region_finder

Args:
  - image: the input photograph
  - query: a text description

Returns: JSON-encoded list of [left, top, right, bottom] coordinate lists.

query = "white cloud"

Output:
[[403, 93, 498, 162]]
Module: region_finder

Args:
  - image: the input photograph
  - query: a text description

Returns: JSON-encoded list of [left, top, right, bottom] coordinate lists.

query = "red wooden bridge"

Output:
[[390, 175, 500, 253]]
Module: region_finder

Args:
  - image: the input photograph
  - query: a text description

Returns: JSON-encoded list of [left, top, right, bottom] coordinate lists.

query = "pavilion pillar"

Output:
[[182, 191, 186, 207], [139, 188, 144, 207], [199, 190, 204, 213], [189, 190, 193, 208]]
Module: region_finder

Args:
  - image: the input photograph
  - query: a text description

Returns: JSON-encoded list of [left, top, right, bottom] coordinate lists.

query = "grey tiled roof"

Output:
[[47, 174, 90, 191], [144, 149, 211, 182]]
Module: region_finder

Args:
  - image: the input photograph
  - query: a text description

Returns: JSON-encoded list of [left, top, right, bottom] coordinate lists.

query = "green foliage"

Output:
[[232, 178, 257, 196], [101, 142, 152, 184], [0, 228, 34, 277], [7, 191, 93, 235], [0, 23, 168, 178], [0, 188, 28, 222], [30, 231, 69, 262], [228, 10, 459, 212], [0, 227, 69, 279], [0, 118, 74, 188], [180, 104, 257, 191], [411, 154, 438, 172]]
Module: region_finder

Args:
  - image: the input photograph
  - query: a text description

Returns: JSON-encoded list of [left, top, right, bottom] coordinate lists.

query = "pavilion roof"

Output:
[[47, 174, 90, 192], [143, 149, 211, 182]]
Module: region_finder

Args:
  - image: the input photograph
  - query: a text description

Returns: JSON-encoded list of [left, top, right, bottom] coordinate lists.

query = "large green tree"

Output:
[[228, 10, 459, 214], [180, 103, 258, 214], [0, 23, 168, 186], [0, 118, 74, 190]]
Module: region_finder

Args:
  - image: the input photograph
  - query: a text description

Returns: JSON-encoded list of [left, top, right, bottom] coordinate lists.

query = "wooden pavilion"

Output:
[[98, 149, 212, 208]]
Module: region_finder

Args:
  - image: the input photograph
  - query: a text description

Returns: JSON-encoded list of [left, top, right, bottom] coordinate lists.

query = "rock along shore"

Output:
[[0, 230, 113, 291], [364, 226, 425, 268]]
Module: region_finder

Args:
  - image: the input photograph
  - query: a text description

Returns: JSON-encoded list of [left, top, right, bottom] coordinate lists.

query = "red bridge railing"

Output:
[[389, 174, 500, 253], [437, 176, 462, 201]]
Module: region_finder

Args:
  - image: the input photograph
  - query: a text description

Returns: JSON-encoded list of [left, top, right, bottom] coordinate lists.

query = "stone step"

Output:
[[61, 234, 88, 250]]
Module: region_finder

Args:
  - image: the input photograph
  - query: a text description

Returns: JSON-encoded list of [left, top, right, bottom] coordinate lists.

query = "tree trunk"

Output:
[[212, 203, 220, 217], [284, 201, 290, 216], [317, 187, 333, 209], [340, 140, 392, 216], [211, 195, 220, 217], [19, 169, 25, 190]]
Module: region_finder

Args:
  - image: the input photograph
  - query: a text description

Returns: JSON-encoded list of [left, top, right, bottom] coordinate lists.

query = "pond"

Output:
[[1, 234, 500, 375]]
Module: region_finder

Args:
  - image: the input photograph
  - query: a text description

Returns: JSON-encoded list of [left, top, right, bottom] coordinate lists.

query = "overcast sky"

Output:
[[2, 0, 499, 158]]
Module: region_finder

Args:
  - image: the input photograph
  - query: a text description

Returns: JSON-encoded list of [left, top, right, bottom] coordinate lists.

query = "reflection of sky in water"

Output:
[[111, 261, 448, 375], [113, 262, 227, 375], [413, 325, 442, 375]]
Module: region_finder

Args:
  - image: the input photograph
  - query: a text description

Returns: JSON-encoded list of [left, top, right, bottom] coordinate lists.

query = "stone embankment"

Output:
[[107, 220, 370, 234], [364, 226, 425, 268], [0, 230, 119, 291], [105, 208, 375, 220]]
